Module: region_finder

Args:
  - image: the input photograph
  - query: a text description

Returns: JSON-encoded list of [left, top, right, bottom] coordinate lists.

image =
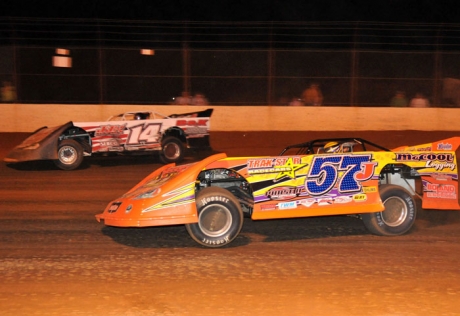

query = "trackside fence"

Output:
[[1, 19, 460, 107]]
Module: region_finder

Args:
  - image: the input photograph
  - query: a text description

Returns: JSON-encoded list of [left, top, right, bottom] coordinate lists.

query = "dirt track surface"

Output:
[[1, 131, 460, 316]]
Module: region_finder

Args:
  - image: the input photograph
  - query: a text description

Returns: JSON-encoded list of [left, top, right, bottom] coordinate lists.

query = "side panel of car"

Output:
[[203, 149, 460, 219], [394, 151, 460, 211], [74, 117, 210, 154], [392, 137, 460, 210], [203, 154, 384, 219], [75, 120, 161, 153]]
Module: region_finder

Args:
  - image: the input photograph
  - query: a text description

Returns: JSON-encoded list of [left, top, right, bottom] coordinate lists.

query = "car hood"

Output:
[[95, 153, 227, 226]]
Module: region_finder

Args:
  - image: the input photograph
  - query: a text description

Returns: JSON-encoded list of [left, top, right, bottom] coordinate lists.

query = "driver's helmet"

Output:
[[341, 142, 356, 153], [134, 113, 143, 120], [324, 141, 340, 153]]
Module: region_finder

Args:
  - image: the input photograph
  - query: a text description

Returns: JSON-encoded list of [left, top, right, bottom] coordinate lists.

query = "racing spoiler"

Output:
[[168, 108, 213, 118]]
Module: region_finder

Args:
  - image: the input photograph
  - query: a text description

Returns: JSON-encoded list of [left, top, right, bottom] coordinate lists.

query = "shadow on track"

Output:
[[5, 155, 167, 171], [101, 224, 251, 249], [5, 148, 219, 171], [101, 215, 371, 249]]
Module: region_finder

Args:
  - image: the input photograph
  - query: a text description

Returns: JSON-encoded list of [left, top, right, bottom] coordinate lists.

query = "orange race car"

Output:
[[96, 137, 460, 247]]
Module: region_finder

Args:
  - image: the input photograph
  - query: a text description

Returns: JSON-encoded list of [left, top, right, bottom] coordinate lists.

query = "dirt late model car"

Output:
[[96, 137, 460, 248], [4, 108, 213, 170]]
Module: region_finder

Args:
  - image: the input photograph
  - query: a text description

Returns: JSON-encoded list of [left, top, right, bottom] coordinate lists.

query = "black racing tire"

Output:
[[53, 139, 84, 171], [186, 187, 244, 248], [362, 184, 416, 236], [159, 136, 184, 164]]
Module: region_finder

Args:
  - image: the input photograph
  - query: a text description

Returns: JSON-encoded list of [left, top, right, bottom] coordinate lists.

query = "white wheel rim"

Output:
[[198, 204, 233, 237], [164, 142, 180, 160], [381, 196, 408, 227], [58, 145, 77, 165]]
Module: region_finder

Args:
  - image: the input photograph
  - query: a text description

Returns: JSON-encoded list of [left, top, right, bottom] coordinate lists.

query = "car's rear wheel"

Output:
[[186, 187, 243, 248], [159, 136, 184, 164], [54, 139, 84, 170], [362, 184, 416, 236]]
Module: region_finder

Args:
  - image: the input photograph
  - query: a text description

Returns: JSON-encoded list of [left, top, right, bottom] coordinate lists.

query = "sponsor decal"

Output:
[[260, 204, 276, 211], [431, 173, 452, 181], [260, 204, 277, 211], [298, 196, 353, 207], [426, 183, 457, 199], [406, 146, 432, 152], [108, 202, 122, 213], [317, 197, 333, 206], [176, 119, 208, 127], [200, 196, 230, 206], [334, 196, 353, 204], [247, 157, 307, 180], [266, 186, 305, 200], [159, 165, 190, 180], [353, 194, 367, 202], [201, 236, 230, 245], [99, 139, 120, 147], [277, 201, 297, 210], [396, 153, 454, 162], [137, 165, 191, 190], [130, 165, 191, 199], [437, 143, 453, 150], [396, 153, 456, 171], [363, 186, 377, 193], [425, 161, 456, 171], [184, 127, 208, 135], [299, 198, 316, 207], [95, 124, 126, 136]]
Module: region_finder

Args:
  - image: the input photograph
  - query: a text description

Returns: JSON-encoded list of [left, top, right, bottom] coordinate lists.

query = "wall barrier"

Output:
[[2, 104, 459, 133]]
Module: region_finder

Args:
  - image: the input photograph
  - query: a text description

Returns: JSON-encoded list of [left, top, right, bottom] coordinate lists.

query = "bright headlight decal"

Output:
[[134, 188, 161, 200]]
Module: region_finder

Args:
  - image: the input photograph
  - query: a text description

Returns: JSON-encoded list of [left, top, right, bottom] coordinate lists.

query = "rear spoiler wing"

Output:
[[169, 108, 213, 118]]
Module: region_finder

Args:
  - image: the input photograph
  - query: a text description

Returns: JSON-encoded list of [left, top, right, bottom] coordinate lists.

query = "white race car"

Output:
[[5, 108, 213, 170]]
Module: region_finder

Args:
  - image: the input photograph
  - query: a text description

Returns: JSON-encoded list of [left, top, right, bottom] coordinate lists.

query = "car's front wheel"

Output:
[[54, 139, 84, 170], [362, 184, 416, 236], [186, 187, 244, 248]]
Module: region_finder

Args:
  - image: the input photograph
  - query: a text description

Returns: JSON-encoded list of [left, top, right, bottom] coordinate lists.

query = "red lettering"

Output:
[[263, 159, 274, 167], [248, 159, 274, 168], [275, 158, 286, 166], [111, 125, 125, 134], [355, 162, 377, 181], [196, 119, 208, 126], [427, 184, 455, 192], [176, 119, 208, 127]]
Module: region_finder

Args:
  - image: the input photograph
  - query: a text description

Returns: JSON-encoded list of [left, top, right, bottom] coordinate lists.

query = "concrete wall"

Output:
[[2, 103, 459, 132]]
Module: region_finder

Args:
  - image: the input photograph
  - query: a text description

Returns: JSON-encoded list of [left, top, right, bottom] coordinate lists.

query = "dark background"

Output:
[[2, 1, 460, 106], [1, 0, 458, 23]]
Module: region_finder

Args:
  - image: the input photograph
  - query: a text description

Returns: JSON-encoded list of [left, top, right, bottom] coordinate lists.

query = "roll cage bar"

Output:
[[278, 138, 391, 156]]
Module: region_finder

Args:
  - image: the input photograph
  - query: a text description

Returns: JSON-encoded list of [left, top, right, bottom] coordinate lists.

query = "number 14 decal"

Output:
[[127, 123, 162, 145], [305, 155, 377, 196]]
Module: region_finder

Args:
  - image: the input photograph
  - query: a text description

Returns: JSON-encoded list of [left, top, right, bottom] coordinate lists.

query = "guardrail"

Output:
[[2, 104, 459, 132]]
